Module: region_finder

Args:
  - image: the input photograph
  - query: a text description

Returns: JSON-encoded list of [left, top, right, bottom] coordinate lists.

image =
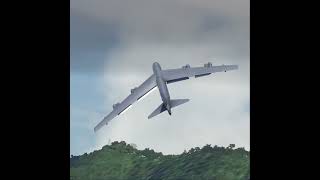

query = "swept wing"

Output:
[[94, 75, 157, 132]]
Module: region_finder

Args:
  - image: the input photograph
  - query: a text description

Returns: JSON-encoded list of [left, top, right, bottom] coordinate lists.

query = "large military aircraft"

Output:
[[94, 62, 238, 132]]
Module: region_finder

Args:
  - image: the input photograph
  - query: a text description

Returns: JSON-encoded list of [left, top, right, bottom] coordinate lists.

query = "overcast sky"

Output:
[[70, 0, 249, 155]]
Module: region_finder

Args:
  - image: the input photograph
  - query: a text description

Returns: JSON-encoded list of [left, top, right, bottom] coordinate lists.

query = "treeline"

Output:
[[70, 141, 250, 180]]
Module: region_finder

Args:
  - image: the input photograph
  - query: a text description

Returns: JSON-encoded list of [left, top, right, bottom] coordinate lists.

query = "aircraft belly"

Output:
[[156, 77, 170, 104]]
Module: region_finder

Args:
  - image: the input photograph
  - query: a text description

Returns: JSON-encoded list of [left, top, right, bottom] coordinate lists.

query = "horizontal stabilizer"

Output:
[[170, 99, 189, 108], [148, 103, 167, 119], [148, 99, 189, 119]]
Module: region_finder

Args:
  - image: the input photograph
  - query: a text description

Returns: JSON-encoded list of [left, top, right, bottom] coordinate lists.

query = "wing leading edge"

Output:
[[94, 74, 157, 132], [162, 64, 238, 83]]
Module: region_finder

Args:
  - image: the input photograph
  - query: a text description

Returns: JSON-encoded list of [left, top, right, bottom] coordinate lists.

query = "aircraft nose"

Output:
[[153, 62, 159, 67], [152, 62, 161, 71]]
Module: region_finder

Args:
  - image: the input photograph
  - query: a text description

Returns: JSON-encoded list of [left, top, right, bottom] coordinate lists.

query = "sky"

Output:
[[70, 0, 249, 156]]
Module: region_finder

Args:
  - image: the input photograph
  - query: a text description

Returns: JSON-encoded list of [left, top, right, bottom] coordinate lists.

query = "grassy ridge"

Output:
[[70, 141, 250, 180]]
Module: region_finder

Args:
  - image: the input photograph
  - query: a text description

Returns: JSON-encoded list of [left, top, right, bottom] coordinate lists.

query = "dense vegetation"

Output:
[[70, 141, 250, 180]]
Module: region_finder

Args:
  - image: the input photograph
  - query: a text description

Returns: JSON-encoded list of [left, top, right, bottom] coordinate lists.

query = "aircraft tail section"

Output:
[[170, 99, 189, 108], [148, 103, 167, 119], [148, 99, 189, 119]]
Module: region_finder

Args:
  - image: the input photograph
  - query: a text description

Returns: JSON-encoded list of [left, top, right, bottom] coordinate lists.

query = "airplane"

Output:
[[94, 62, 238, 132]]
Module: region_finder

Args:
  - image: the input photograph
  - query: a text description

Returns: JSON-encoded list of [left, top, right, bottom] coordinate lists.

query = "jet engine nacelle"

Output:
[[131, 87, 138, 94], [113, 103, 120, 109], [182, 64, 191, 69], [204, 62, 212, 67]]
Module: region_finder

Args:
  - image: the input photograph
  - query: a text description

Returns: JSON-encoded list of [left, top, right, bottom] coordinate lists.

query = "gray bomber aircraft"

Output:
[[94, 62, 238, 132]]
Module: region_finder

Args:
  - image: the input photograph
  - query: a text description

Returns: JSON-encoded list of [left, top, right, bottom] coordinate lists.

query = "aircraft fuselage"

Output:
[[152, 62, 171, 115]]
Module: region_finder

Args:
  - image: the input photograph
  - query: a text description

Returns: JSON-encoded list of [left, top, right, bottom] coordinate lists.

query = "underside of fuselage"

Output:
[[148, 62, 189, 118], [153, 62, 171, 114]]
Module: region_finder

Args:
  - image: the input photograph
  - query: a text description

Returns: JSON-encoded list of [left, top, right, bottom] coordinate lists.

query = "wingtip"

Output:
[[93, 124, 102, 133], [183, 99, 190, 103]]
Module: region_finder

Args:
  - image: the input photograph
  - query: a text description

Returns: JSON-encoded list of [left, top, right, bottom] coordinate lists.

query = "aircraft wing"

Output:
[[94, 74, 157, 132], [162, 64, 238, 84]]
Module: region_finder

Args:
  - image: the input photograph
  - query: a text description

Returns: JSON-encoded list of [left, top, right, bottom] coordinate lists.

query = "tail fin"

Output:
[[170, 99, 189, 108], [148, 99, 189, 119], [148, 103, 166, 119]]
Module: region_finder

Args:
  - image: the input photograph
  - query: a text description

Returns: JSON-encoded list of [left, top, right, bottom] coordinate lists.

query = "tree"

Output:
[[130, 143, 137, 149], [111, 141, 119, 145], [202, 144, 212, 152], [227, 144, 235, 149], [189, 148, 195, 154], [119, 141, 127, 146], [182, 149, 187, 154]]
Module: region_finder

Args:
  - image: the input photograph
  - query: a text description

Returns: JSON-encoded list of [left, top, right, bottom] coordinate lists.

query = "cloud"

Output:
[[70, 11, 122, 74], [70, 0, 249, 74]]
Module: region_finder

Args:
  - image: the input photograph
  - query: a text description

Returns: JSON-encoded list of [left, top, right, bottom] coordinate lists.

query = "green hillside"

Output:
[[70, 141, 250, 180]]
